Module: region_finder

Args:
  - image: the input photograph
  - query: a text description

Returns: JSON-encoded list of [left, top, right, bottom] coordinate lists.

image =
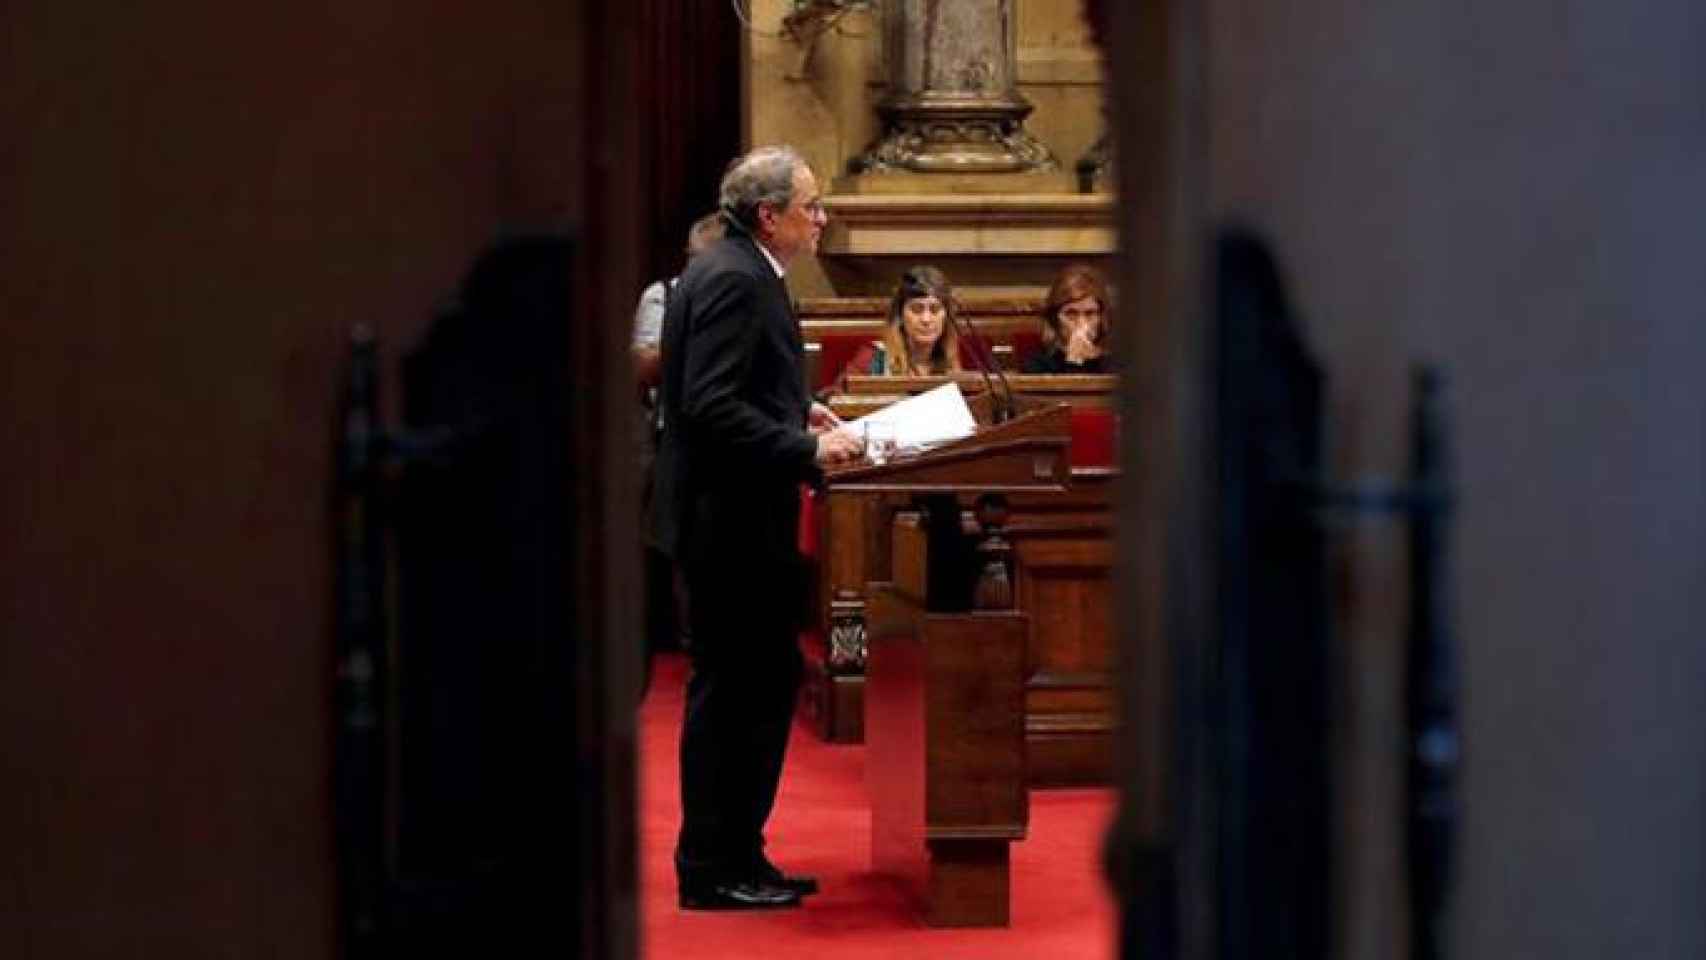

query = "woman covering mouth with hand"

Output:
[[1023, 263, 1112, 374]]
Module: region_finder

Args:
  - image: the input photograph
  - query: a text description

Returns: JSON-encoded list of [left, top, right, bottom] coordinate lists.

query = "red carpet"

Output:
[[639, 653, 1118, 959]]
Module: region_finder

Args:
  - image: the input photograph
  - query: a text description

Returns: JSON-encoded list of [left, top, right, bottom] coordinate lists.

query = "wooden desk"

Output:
[[825, 404, 1072, 927], [828, 373, 1117, 420], [867, 528, 1028, 928], [799, 379, 1118, 787]]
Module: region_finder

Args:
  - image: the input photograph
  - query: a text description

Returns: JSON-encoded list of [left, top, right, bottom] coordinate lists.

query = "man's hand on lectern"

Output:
[[808, 402, 843, 435], [814, 427, 863, 467]]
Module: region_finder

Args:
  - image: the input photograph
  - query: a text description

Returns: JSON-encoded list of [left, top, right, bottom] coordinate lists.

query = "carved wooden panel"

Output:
[[803, 399, 1118, 773], [868, 585, 1028, 927], [1010, 488, 1115, 785]]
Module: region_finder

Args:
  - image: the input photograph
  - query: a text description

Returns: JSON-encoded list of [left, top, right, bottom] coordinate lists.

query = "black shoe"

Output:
[[753, 859, 819, 896], [678, 879, 802, 911]]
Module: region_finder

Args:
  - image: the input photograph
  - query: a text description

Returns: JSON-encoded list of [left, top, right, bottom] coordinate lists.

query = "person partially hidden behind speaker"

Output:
[[652, 145, 864, 911], [1023, 263, 1113, 374], [633, 212, 725, 698], [828, 265, 965, 389]]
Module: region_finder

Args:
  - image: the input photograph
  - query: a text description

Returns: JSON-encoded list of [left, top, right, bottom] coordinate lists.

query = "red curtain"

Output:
[[633, 0, 744, 287]]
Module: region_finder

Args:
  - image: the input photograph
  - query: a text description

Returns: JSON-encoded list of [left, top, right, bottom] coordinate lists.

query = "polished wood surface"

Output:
[[820, 414, 1074, 928], [802, 403, 1072, 745], [828, 373, 1118, 420], [1009, 473, 1117, 786], [867, 517, 1029, 928], [802, 399, 1114, 924], [823, 401, 1073, 494], [799, 298, 1043, 386], [803, 386, 1118, 786], [799, 295, 1045, 326]]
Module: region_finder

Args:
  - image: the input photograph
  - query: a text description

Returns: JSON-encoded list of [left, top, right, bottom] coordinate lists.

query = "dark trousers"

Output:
[[638, 544, 686, 700], [673, 558, 804, 886]]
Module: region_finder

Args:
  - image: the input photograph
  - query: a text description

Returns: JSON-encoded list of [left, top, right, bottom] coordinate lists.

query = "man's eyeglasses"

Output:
[[764, 196, 826, 219]]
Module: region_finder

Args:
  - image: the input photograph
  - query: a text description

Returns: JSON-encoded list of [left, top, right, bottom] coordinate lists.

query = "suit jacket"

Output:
[[651, 225, 818, 575]]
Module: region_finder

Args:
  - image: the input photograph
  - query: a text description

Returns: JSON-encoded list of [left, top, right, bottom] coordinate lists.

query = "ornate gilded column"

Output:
[[854, 0, 1056, 174], [1075, 0, 1114, 192]]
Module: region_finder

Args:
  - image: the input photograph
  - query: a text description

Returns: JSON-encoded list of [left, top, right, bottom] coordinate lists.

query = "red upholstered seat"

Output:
[[813, 334, 880, 392], [959, 328, 1045, 373], [1009, 329, 1045, 370], [1069, 407, 1118, 468]]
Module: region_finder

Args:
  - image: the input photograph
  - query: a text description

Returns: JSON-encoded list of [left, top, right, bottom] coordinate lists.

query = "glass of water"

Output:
[[864, 421, 897, 465]]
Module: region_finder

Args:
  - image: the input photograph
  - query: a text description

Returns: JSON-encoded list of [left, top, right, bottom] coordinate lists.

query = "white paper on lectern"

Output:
[[846, 382, 978, 449]]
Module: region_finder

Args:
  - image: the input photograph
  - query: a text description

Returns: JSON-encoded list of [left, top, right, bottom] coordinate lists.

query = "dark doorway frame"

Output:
[[583, 3, 1207, 958], [1099, 1, 1212, 957]]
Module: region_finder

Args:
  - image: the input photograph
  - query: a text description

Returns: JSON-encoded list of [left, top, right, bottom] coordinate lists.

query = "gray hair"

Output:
[[718, 145, 806, 230], [685, 212, 727, 258]]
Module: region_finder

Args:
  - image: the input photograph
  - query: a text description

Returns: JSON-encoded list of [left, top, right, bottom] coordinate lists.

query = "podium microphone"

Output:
[[950, 305, 1016, 423]]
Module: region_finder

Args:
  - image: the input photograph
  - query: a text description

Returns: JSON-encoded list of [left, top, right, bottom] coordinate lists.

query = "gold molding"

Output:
[[1016, 47, 1106, 86], [820, 192, 1117, 257]]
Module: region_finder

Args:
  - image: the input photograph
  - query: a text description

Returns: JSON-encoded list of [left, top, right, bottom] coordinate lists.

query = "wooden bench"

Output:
[[799, 296, 1046, 392]]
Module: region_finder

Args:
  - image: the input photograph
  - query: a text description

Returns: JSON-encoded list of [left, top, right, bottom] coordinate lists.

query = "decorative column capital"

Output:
[[853, 0, 1057, 175]]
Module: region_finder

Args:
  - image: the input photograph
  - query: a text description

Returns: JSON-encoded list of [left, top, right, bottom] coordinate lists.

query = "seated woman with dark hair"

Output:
[[1023, 263, 1112, 374], [831, 265, 965, 388]]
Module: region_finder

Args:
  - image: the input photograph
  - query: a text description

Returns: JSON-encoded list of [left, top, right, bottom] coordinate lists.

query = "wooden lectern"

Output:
[[805, 375, 1118, 788], [824, 403, 1074, 927]]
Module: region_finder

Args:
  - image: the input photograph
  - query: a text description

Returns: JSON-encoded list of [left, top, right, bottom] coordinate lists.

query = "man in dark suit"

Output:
[[652, 145, 864, 911]]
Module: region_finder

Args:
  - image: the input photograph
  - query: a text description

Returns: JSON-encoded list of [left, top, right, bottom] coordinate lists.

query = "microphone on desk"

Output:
[[948, 302, 1017, 423]]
